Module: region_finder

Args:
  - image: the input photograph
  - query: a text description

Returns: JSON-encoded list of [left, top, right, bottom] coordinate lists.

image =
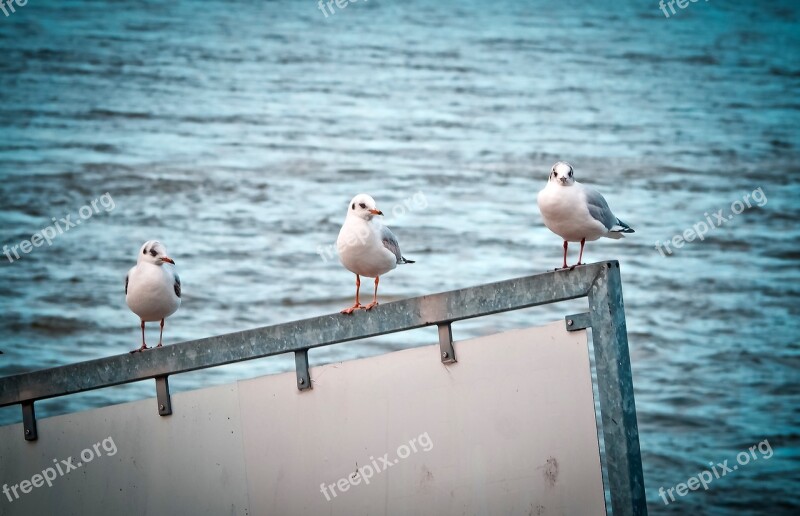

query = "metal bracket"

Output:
[[155, 376, 172, 416], [295, 349, 312, 391], [565, 312, 592, 332], [438, 323, 456, 364], [22, 401, 37, 441]]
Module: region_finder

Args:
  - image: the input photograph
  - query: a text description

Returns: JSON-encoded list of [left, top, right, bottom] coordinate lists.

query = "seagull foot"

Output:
[[340, 304, 364, 315], [130, 344, 149, 354], [364, 301, 379, 310]]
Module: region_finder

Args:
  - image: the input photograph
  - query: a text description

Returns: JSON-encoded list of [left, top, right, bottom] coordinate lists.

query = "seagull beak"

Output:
[[161, 256, 175, 264], [369, 209, 383, 216]]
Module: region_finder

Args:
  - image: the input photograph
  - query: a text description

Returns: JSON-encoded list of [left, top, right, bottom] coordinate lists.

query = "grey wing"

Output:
[[381, 226, 404, 263], [174, 273, 181, 298], [381, 226, 415, 264], [584, 188, 619, 231]]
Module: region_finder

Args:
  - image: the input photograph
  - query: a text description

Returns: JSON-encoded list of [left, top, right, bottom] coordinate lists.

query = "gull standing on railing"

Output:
[[337, 194, 414, 314], [125, 240, 181, 352], [538, 161, 634, 269]]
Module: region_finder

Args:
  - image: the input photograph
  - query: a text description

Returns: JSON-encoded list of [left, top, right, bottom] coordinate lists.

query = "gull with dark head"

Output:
[[125, 240, 181, 352], [337, 194, 414, 314], [537, 161, 634, 269]]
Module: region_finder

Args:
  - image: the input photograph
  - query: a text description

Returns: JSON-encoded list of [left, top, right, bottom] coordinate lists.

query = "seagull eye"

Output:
[[351, 203, 355, 210], [568, 171, 573, 177], [150, 249, 158, 257], [359, 203, 366, 209]]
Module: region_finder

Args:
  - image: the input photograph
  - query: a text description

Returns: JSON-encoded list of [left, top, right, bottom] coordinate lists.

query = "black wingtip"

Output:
[[401, 257, 416, 264]]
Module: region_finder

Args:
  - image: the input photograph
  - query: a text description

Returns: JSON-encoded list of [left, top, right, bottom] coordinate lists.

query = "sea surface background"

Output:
[[0, 0, 798, 513]]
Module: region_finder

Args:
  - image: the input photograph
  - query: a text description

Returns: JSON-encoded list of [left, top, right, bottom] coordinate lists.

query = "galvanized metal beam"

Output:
[[155, 376, 172, 416], [438, 323, 456, 364], [565, 312, 592, 332], [588, 262, 647, 515], [0, 264, 598, 408], [295, 349, 312, 391], [21, 401, 36, 441]]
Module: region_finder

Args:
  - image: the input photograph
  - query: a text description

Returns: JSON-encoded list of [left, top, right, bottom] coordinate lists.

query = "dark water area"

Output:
[[0, 0, 798, 513]]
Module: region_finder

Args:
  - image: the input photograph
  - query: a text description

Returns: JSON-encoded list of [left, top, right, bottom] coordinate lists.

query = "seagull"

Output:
[[125, 240, 181, 353], [337, 194, 414, 314], [537, 162, 634, 269]]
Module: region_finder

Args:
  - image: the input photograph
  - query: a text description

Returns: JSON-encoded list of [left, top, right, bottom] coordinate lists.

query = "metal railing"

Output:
[[0, 260, 647, 515]]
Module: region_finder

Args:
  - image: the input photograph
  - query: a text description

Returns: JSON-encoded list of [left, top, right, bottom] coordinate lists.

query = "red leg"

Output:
[[341, 274, 365, 314], [577, 238, 586, 266], [559, 240, 568, 270], [130, 320, 149, 353], [157, 319, 165, 347], [365, 276, 380, 310]]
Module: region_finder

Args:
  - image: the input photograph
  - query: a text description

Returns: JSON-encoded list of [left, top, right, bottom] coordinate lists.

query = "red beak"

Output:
[[369, 209, 383, 216], [161, 256, 175, 264]]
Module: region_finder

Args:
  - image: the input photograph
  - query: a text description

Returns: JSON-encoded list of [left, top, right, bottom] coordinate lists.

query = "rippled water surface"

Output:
[[1, 0, 798, 513]]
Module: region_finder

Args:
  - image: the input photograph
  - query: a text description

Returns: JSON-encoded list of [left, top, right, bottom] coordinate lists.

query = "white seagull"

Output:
[[537, 162, 634, 269], [125, 240, 181, 353], [337, 194, 414, 314]]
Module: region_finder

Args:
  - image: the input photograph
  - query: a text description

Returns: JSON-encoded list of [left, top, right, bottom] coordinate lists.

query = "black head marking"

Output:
[[351, 203, 355, 210], [359, 202, 366, 209], [149, 248, 157, 257]]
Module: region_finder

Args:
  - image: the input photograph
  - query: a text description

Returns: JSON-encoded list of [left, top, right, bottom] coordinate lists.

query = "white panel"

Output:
[[0, 384, 250, 516], [238, 322, 604, 516], [0, 321, 603, 516]]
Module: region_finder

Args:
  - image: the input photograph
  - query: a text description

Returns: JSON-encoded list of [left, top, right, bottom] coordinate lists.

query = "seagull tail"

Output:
[[611, 218, 635, 234]]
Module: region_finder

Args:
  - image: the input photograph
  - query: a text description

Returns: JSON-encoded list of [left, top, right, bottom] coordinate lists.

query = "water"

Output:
[[0, 0, 798, 513]]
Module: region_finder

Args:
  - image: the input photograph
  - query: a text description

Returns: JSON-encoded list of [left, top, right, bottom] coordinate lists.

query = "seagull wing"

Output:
[[584, 187, 617, 230], [381, 226, 415, 265], [584, 187, 634, 233], [174, 273, 181, 298]]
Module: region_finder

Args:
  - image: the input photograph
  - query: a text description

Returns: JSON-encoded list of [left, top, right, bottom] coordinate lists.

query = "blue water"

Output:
[[0, 0, 798, 513]]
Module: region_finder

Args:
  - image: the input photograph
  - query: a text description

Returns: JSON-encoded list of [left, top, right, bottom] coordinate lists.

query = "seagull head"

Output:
[[137, 240, 175, 266], [347, 194, 383, 221], [549, 161, 575, 186]]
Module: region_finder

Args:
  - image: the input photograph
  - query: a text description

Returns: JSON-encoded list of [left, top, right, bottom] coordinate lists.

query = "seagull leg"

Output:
[[364, 276, 380, 310], [130, 320, 149, 353], [570, 238, 586, 270], [556, 240, 569, 270], [157, 319, 165, 348], [341, 274, 365, 314]]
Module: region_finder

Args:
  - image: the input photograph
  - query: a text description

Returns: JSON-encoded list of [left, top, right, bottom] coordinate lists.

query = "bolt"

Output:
[[159, 404, 165, 411], [567, 319, 574, 326], [298, 378, 305, 385], [442, 351, 448, 358], [25, 429, 31, 436]]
